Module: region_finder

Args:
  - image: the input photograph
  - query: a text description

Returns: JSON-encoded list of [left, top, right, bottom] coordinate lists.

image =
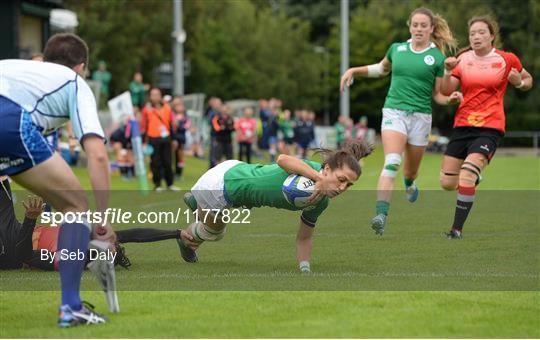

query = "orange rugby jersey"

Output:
[[32, 226, 59, 252], [451, 48, 522, 133]]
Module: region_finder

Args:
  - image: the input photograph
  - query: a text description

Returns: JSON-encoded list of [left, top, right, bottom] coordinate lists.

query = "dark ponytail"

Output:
[[315, 139, 374, 177]]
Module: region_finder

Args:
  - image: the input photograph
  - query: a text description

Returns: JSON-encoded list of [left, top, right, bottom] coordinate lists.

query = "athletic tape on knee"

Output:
[[190, 221, 226, 242], [380, 153, 401, 178], [463, 161, 481, 173], [460, 165, 480, 180], [460, 164, 483, 187]]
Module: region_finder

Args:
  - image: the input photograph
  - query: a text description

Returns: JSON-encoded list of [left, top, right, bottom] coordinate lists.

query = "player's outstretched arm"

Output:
[[340, 57, 391, 91], [296, 220, 314, 273], [277, 154, 323, 183]]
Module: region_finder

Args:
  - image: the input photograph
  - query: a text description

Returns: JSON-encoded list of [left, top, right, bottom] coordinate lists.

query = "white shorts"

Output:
[[381, 108, 432, 146], [190, 160, 242, 210]]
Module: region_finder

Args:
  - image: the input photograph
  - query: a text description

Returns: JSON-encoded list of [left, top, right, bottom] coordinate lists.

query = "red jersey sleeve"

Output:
[[507, 52, 523, 72]]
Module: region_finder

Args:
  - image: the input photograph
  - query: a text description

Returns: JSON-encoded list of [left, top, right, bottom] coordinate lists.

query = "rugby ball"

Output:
[[282, 174, 316, 208]]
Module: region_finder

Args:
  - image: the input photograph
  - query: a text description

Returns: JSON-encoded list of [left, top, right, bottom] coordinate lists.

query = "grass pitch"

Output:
[[1, 147, 538, 337]]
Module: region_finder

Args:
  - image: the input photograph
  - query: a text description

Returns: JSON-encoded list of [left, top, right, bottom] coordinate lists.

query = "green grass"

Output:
[[1, 148, 539, 338]]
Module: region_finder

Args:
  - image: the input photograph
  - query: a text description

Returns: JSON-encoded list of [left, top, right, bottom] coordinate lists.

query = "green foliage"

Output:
[[67, 0, 325, 110], [64, 0, 173, 96], [184, 0, 324, 109]]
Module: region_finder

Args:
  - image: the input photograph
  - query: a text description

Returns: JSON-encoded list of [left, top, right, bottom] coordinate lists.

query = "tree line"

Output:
[[66, 0, 538, 131]]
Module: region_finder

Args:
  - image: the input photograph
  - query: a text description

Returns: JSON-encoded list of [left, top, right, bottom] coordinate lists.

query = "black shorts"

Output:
[[445, 127, 503, 162], [173, 134, 186, 145], [110, 130, 131, 149]]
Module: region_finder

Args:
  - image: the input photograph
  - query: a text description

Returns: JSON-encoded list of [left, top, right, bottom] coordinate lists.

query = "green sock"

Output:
[[404, 178, 415, 188], [376, 200, 390, 216]]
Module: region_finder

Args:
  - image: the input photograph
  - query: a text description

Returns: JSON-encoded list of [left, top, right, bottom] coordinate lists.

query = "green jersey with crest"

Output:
[[384, 41, 445, 114], [223, 161, 329, 227]]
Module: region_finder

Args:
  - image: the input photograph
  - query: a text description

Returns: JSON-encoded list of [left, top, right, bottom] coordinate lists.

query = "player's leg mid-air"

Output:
[[440, 153, 486, 239]]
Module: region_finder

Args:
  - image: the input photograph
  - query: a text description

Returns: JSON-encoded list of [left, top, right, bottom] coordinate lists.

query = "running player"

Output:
[[340, 7, 462, 235], [179, 139, 373, 273], [0, 33, 115, 327], [440, 16, 533, 239]]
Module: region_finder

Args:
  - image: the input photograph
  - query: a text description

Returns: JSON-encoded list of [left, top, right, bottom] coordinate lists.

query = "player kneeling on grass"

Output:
[[178, 139, 373, 273]]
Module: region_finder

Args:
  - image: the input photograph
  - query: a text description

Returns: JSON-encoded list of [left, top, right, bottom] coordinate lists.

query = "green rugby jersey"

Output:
[[223, 161, 329, 227], [280, 119, 295, 139], [384, 41, 445, 114]]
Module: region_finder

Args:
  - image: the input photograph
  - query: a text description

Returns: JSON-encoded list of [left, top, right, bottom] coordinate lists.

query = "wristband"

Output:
[[444, 68, 452, 76]]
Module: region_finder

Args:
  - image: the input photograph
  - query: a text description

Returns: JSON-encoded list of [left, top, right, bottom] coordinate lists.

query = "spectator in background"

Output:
[[211, 104, 235, 164], [206, 97, 222, 168], [294, 110, 314, 159], [269, 97, 283, 118], [171, 96, 190, 180], [109, 116, 135, 180], [279, 109, 295, 155], [267, 107, 280, 163], [141, 88, 179, 192], [129, 72, 148, 109], [92, 60, 112, 109], [335, 115, 347, 148], [258, 99, 272, 151], [344, 116, 355, 142], [355, 116, 369, 140], [186, 125, 204, 159], [236, 107, 257, 163]]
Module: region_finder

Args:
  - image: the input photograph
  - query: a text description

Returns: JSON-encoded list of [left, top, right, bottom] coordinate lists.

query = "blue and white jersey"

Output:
[[0, 59, 104, 141]]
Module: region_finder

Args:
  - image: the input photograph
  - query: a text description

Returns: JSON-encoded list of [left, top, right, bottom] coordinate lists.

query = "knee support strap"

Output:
[[381, 153, 402, 178], [190, 221, 226, 242], [460, 161, 481, 180], [441, 171, 459, 176]]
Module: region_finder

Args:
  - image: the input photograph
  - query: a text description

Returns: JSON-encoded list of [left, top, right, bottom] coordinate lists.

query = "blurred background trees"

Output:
[[65, 0, 538, 131]]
